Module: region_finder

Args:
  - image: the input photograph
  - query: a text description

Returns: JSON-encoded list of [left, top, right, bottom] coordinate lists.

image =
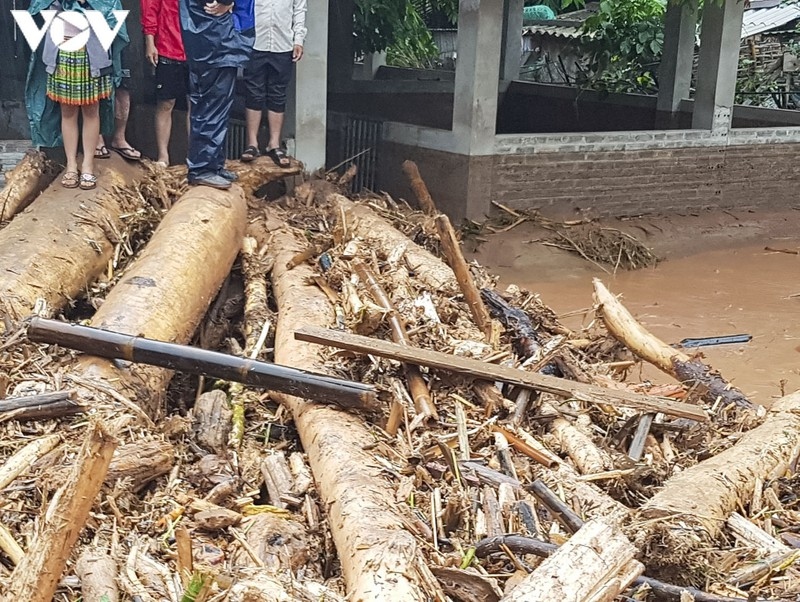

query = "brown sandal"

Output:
[[61, 171, 79, 188], [79, 173, 97, 190]]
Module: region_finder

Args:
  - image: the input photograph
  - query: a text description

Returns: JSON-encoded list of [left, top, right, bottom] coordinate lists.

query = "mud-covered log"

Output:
[[268, 219, 438, 601], [0, 149, 57, 221], [105, 439, 174, 491], [634, 390, 800, 575], [0, 156, 141, 331], [62, 184, 248, 418], [593, 279, 754, 409], [1, 421, 117, 602], [500, 519, 643, 602]]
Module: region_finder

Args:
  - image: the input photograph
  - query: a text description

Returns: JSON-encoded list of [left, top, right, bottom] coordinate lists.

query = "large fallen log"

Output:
[[0, 155, 141, 332], [593, 279, 754, 409], [62, 184, 248, 418], [500, 519, 643, 602], [267, 218, 441, 601], [0, 149, 57, 221], [1, 421, 117, 602], [633, 390, 800, 578]]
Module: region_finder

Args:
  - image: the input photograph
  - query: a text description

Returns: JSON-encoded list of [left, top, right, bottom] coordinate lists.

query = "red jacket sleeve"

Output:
[[140, 0, 158, 36]]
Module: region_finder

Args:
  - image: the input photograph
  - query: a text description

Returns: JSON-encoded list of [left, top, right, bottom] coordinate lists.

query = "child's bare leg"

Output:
[[61, 104, 80, 173], [80, 102, 100, 176]]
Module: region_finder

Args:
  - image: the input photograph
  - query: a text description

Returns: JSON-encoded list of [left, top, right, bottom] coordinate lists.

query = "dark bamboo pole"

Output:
[[0, 390, 83, 422], [26, 317, 377, 412]]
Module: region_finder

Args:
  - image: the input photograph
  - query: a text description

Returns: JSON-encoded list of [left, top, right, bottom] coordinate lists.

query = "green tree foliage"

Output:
[[353, 0, 458, 68], [578, 0, 667, 94]]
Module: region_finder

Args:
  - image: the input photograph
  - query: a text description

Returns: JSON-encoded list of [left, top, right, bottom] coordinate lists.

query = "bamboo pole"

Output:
[[1, 421, 117, 602], [267, 218, 441, 601]]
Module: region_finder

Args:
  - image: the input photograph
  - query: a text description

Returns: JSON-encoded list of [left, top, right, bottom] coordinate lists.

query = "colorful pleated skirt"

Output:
[[46, 49, 112, 106]]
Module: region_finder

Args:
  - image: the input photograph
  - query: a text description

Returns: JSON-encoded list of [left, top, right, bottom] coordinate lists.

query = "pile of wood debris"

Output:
[[0, 156, 798, 602]]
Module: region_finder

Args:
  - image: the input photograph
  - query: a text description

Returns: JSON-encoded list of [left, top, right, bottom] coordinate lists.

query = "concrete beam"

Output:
[[692, 0, 745, 132], [500, 0, 524, 81], [453, 0, 504, 155], [293, 0, 329, 172], [657, 0, 697, 115]]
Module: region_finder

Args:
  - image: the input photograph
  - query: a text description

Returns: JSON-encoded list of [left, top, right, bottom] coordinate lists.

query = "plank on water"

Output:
[[294, 326, 709, 421]]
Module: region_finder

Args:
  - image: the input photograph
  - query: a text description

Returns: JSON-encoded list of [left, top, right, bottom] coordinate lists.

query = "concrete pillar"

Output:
[[293, 0, 329, 172], [692, 0, 745, 132], [357, 52, 387, 80], [500, 0, 524, 81], [453, 0, 504, 155], [657, 0, 697, 115]]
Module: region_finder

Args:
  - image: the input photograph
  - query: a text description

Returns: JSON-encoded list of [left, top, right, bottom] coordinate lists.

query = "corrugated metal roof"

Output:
[[741, 5, 800, 38], [522, 23, 584, 39]]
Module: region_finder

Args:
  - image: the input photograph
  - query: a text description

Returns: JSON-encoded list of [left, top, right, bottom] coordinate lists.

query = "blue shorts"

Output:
[[242, 50, 293, 113]]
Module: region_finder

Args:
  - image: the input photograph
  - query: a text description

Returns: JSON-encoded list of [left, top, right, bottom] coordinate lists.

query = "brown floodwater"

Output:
[[474, 242, 800, 407]]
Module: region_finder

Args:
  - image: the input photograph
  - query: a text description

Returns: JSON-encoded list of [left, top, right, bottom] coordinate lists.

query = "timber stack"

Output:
[[0, 155, 798, 602]]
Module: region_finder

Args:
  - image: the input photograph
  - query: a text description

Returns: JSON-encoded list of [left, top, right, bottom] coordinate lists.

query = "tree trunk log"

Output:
[[75, 549, 119, 602], [0, 149, 57, 221], [500, 519, 643, 602], [401, 160, 437, 215], [634, 390, 800, 574], [267, 219, 438, 601], [593, 278, 754, 409], [1, 421, 117, 602], [105, 440, 174, 491], [0, 155, 141, 331], [69, 184, 247, 418]]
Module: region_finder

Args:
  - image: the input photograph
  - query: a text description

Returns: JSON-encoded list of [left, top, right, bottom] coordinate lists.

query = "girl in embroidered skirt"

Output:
[[45, 3, 113, 190]]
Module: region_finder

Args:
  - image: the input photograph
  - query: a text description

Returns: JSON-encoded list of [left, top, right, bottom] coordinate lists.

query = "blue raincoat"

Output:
[[179, 0, 252, 179], [25, 0, 129, 148]]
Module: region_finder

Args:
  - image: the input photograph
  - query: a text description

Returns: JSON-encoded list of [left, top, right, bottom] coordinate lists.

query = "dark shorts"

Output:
[[117, 44, 131, 89], [155, 57, 190, 102], [242, 50, 293, 113]]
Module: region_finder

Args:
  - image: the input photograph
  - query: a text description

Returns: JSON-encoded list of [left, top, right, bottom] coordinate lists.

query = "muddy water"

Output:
[[479, 244, 800, 407]]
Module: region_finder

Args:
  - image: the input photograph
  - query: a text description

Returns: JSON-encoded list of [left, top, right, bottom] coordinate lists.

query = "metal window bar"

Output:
[[338, 116, 383, 193], [226, 119, 247, 160]]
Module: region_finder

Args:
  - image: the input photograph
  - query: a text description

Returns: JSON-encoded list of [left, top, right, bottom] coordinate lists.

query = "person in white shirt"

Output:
[[239, 0, 307, 167]]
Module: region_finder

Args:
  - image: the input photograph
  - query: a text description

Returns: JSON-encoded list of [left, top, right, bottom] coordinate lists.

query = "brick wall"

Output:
[[492, 143, 800, 218]]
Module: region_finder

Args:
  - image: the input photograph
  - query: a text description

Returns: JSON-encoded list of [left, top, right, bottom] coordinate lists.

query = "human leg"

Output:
[[80, 101, 101, 188], [155, 99, 176, 165], [264, 51, 293, 167], [60, 103, 80, 187], [241, 51, 268, 161]]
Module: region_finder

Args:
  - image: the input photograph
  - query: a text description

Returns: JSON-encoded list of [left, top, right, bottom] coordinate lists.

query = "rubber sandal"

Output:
[[240, 145, 260, 163], [265, 147, 290, 168], [79, 173, 97, 190], [94, 145, 110, 159], [110, 145, 142, 161], [61, 171, 79, 189]]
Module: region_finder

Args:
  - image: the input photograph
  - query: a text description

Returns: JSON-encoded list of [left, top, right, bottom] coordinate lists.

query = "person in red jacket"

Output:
[[141, 0, 188, 166]]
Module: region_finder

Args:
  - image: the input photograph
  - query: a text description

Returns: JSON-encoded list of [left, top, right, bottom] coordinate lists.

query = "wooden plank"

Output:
[[294, 326, 709, 421]]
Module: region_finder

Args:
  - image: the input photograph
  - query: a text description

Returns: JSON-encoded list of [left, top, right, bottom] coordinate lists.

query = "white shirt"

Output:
[[254, 0, 307, 53]]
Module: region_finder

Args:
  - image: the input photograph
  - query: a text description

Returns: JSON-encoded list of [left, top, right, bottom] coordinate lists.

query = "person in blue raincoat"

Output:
[[25, 0, 128, 173], [179, 0, 253, 189]]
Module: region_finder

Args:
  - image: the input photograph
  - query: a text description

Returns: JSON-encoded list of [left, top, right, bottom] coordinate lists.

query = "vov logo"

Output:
[[11, 10, 128, 52]]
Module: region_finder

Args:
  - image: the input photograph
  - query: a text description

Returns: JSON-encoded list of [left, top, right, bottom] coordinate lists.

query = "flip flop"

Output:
[[94, 145, 110, 159], [240, 145, 260, 163], [79, 173, 97, 190], [110, 145, 142, 162], [61, 171, 80, 189], [265, 147, 290, 168]]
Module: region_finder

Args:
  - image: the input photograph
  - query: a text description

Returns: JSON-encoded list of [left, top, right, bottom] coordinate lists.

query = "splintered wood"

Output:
[[0, 165, 799, 602]]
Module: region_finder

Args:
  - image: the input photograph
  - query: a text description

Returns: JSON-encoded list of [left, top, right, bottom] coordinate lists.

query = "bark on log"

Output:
[[0, 390, 83, 423], [500, 519, 643, 602], [75, 549, 119, 602], [1, 421, 117, 602], [105, 439, 174, 491], [193, 389, 233, 454], [68, 184, 248, 418], [634, 390, 800, 573], [0, 149, 57, 222], [593, 279, 754, 409], [267, 219, 438, 601], [0, 155, 141, 331]]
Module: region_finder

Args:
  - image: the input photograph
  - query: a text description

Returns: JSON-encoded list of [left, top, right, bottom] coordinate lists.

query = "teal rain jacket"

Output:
[[26, 0, 129, 148]]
